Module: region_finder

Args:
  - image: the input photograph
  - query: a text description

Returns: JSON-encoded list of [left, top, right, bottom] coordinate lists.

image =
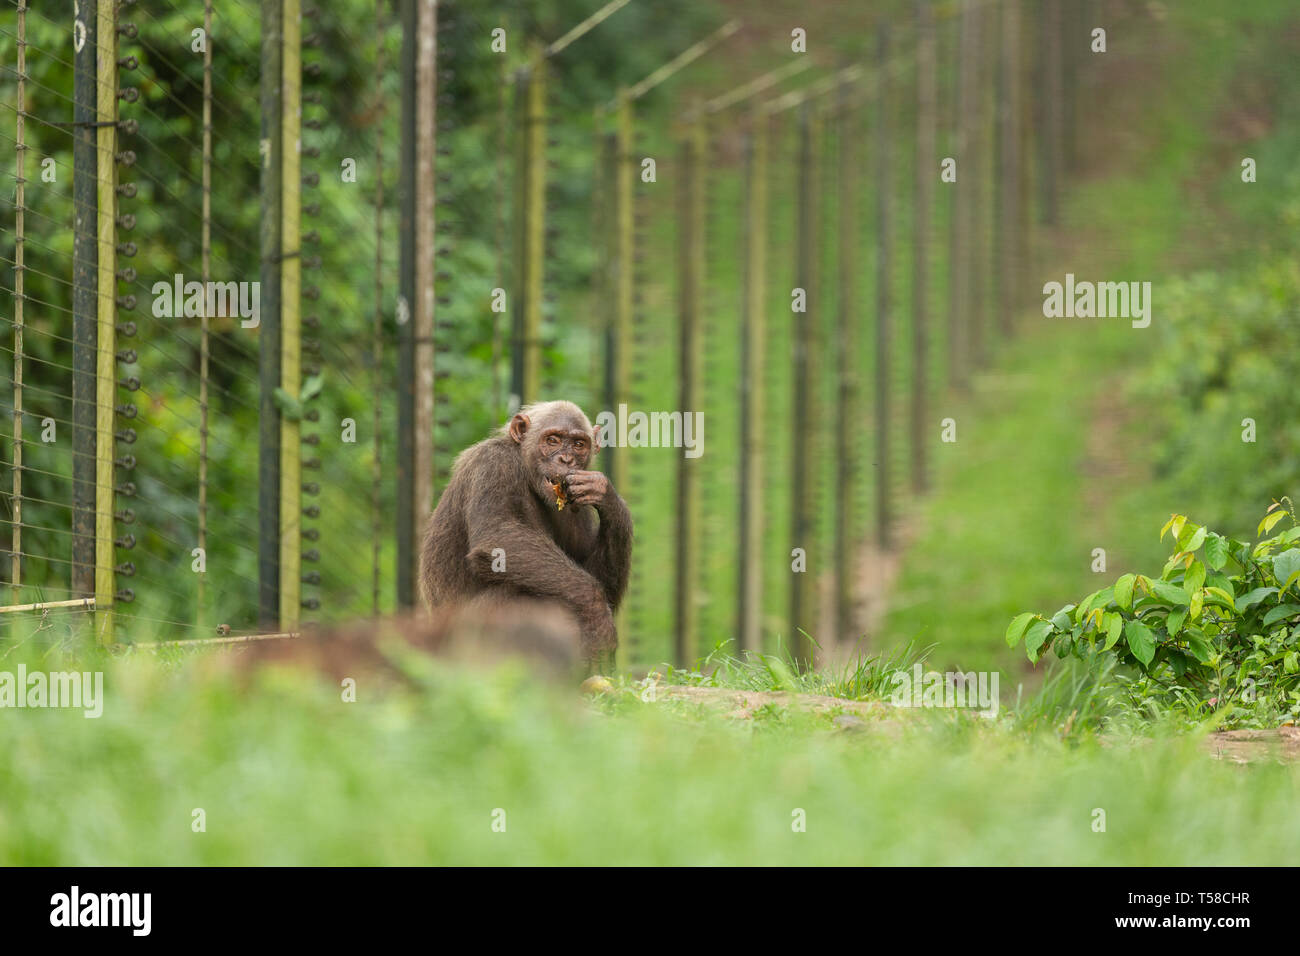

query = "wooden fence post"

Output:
[[736, 111, 766, 655], [71, 0, 97, 601], [511, 44, 546, 407], [832, 78, 858, 644], [11, 0, 26, 605], [674, 116, 704, 667], [874, 25, 893, 550], [94, 0, 119, 642], [997, 0, 1022, 332], [790, 101, 818, 668], [912, 0, 936, 494], [258, 0, 283, 628], [278, 0, 302, 630], [949, 0, 979, 388]]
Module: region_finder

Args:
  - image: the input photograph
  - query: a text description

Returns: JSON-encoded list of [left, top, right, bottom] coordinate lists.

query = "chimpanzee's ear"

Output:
[[591, 426, 601, 454], [508, 414, 530, 444]]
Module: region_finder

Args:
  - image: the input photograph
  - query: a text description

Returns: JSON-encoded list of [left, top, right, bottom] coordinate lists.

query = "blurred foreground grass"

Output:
[[2, 642, 1297, 866]]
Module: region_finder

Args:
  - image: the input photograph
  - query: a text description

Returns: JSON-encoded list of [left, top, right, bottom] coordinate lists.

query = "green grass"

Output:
[[3, 642, 1298, 866], [874, 315, 1170, 675]]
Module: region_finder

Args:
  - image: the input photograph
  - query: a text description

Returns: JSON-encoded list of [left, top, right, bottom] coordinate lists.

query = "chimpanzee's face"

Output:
[[535, 423, 594, 478], [509, 404, 598, 503]]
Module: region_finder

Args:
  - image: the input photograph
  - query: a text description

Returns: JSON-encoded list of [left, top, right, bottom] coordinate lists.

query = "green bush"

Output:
[[1007, 502, 1300, 727]]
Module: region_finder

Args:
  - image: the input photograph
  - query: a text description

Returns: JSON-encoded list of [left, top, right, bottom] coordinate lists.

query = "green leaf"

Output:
[[1050, 605, 1075, 630], [1205, 534, 1229, 570], [1206, 571, 1233, 595], [1204, 586, 1237, 612], [1238, 586, 1278, 611], [1024, 620, 1053, 663], [1261, 604, 1300, 628], [1273, 549, 1300, 591], [1148, 579, 1191, 606], [1125, 619, 1157, 667], [1169, 515, 1187, 544], [1005, 612, 1036, 648], [1114, 573, 1136, 611], [1285, 651, 1300, 675], [272, 387, 302, 421], [1075, 587, 1114, 621], [1179, 524, 1207, 553], [1188, 589, 1204, 621], [300, 373, 325, 403], [1104, 613, 1123, 650], [1167, 606, 1187, 636], [1184, 560, 1206, 596], [1259, 510, 1286, 537], [1186, 632, 1211, 663]]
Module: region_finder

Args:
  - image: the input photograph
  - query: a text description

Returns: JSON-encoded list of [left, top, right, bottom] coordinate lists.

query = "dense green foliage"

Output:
[[0, 0, 720, 637], [1138, 263, 1300, 536], [1008, 504, 1300, 727]]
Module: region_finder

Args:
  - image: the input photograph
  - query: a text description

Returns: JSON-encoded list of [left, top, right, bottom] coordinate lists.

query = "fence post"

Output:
[[736, 110, 766, 655], [832, 77, 858, 645], [415, 0, 437, 542], [71, 0, 97, 601], [607, 91, 633, 493], [395, 0, 416, 608], [278, 0, 302, 630], [874, 25, 893, 551], [971, 3, 991, 368], [370, 0, 387, 617], [198, 0, 213, 627], [790, 100, 818, 668], [1039, 0, 1063, 226], [912, 0, 935, 495], [511, 45, 546, 407], [949, 0, 979, 389], [11, 1, 25, 605], [674, 115, 703, 668], [997, 0, 1021, 332], [258, 0, 283, 628], [93, 0, 119, 643]]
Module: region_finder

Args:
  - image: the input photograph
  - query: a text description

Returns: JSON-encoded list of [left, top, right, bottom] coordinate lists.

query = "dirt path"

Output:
[[633, 685, 1300, 763]]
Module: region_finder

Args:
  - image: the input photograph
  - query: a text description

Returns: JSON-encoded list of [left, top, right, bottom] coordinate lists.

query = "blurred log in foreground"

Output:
[[233, 599, 582, 685]]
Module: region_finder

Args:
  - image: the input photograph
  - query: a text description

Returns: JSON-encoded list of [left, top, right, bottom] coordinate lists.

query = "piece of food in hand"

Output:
[[550, 475, 569, 511]]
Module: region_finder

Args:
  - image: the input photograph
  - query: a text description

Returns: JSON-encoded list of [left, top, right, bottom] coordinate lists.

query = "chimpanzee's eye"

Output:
[[547, 435, 561, 446], [574, 439, 586, 449]]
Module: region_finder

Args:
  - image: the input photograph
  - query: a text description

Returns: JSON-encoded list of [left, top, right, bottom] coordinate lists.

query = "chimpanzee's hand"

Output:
[[565, 470, 612, 508]]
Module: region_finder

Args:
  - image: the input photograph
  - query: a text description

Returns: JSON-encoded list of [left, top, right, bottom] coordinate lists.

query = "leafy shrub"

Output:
[[1007, 501, 1300, 726]]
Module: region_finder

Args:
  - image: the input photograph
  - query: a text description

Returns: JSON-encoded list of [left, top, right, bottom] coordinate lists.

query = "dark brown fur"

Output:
[[419, 401, 633, 664]]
